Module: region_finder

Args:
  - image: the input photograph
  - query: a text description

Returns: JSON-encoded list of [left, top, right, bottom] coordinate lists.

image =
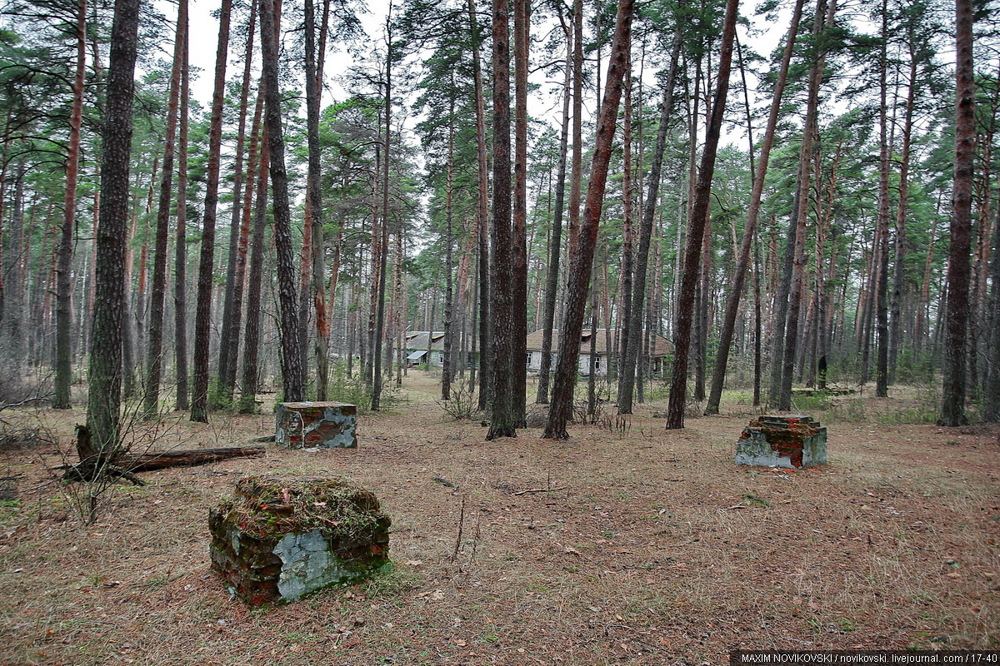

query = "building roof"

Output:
[[404, 331, 446, 351], [525, 329, 672, 357]]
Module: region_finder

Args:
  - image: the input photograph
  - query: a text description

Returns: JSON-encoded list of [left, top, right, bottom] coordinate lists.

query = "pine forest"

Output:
[[2, 0, 1000, 441]]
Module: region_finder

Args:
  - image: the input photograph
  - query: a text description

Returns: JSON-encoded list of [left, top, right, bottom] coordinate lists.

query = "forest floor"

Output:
[[0, 373, 998, 665]]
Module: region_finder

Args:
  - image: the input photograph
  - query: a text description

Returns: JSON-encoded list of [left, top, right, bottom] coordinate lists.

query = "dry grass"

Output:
[[0, 375, 997, 665]]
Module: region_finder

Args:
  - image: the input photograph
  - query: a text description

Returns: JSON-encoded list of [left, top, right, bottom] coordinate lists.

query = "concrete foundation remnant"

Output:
[[275, 401, 357, 449], [735, 414, 828, 469], [209, 475, 390, 605]]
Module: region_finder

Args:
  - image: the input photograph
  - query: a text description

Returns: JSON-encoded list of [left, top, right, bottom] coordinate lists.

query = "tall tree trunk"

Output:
[[0, 170, 5, 331], [544, 0, 634, 439], [221, 88, 264, 402], [618, 25, 680, 414], [487, 0, 516, 439], [85, 0, 139, 458], [121, 205, 137, 400], [143, 0, 186, 416], [693, 207, 712, 402], [874, 0, 891, 398], [260, 0, 304, 402], [752, 226, 763, 404], [617, 44, 634, 399], [938, 0, 974, 427], [304, 0, 329, 400], [468, 0, 491, 412], [442, 95, 455, 401], [297, 202, 312, 361], [704, 0, 803, 415], [586, 273, 599, 420], [3, 169, 25, 371], [190, 0, 233, 422], [54, 0, 87, 409], [664, 0, 738, 429], [858, 225, 877, 383], [535, 15, 572, 405], [511, 0, 529, 426], [889, 50, 918, 382], [777, 0, 833, 412], [238, 131, 269, 414], [216, 0, 257, 406], [371, 13, 393, 412], [174, 31, 190, 412], [983, 205, 1000, 422]]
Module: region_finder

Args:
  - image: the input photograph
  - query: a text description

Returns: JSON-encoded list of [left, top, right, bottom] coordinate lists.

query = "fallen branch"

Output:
[[512, 487, 563, 496], [0, 393, 54, 413], [56, 444, 266, 478], [118, 445, 266, 472]]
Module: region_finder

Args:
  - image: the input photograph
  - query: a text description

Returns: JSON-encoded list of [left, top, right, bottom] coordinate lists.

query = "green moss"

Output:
[[221, 475, 387, 542]]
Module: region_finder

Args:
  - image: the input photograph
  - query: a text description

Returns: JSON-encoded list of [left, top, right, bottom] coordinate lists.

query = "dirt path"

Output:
[[1, 375, 997, 664]]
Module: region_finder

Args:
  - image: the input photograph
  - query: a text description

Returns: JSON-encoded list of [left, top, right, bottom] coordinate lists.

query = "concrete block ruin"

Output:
[[736, 414, 828, 469], [275, 401, 357, 449], [209, 475, 390, 606]]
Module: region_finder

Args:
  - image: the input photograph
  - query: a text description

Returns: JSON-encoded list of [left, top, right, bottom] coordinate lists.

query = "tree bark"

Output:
[[467, 0, 491, 412], [260, 0, 304, 403], [116, 445, 266, 472], [704, 0, 803, 415], [487, 0, 516, 440], [618, 25, 680, 414], [777, 0, 834, 412], [544, 0, 634, 439], [85, 0, 139, 454], [371, 15, 393, 412], [442, 95, 455, 401], [889, 49, 918, 382], [304, 0, 329, 400], [53, 0, 87, 409], [221, 88, 264, 402], [938, 0, 974, 427], [511, 0, 529, 426], [2, 169, 25, 371], [238, 131, 270, 414], [664, 0, 738, 429], [874, 0, 890, 398], [143, 0, 186, 417], [216, 0, 257, 406], [190, 0, 233, 422], [617, 44, 634, 399], [174, 30, 191, 411], [983, 205, 1000, 422], [535, 15, 572, 405]]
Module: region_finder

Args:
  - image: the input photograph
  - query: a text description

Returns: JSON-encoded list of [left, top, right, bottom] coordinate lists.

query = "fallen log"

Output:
[[120, 445, 266, 472]]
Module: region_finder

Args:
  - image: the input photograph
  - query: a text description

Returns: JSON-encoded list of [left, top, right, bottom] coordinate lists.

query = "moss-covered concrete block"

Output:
[[209, 475, 390, 605]]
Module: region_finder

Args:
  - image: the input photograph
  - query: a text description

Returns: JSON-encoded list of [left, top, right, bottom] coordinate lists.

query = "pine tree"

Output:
[[85, 0, 140, 454], [938, 0, 974, 427], [665, 0, 739, 429]]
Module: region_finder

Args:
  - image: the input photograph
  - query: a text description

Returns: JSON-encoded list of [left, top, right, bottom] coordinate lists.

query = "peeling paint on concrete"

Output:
[[736, 415, 828, 468]]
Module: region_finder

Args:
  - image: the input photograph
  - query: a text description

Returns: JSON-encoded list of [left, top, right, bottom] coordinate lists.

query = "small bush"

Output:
[[438, 384, 478, 420], [0, 422, 56, 452], [327, 362, 374, 411]]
